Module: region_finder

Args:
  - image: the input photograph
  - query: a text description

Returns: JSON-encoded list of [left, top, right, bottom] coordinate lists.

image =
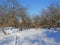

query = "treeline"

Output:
[[33, 3, 60, 29], [0, 0, 60, 31]]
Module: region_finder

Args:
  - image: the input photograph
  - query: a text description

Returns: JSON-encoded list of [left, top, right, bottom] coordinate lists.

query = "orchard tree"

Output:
[[0, 0, 30, 34], [39, 1, 60, 29]]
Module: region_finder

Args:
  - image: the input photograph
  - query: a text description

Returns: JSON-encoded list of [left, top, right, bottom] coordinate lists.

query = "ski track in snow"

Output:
[[0, 28, 60, 45]]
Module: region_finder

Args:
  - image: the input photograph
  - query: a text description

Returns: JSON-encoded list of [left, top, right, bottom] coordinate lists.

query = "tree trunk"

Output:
[[2, 26, 7, 35]]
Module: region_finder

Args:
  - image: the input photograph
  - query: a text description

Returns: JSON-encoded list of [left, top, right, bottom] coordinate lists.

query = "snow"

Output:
[[0, 28, 60, 45]]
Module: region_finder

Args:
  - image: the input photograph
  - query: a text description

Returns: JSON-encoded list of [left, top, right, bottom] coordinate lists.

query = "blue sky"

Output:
[[18, 0, 58, 16], [0, 0, 58, 16]]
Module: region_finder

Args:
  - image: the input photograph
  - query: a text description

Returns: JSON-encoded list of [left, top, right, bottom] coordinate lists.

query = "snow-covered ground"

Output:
[[0, 28, 60, 45]]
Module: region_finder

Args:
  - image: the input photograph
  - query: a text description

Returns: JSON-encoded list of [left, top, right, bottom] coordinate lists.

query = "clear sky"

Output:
[[19, 0, 58, 16], [0, 0, 58, 16]]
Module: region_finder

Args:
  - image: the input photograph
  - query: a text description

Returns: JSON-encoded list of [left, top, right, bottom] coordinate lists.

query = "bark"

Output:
[[2, 26, 7, 35]]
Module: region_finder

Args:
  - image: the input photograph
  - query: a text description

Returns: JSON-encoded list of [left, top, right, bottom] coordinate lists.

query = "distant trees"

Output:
[[32, 15, 41, 28], [31, 1, 60, 29]]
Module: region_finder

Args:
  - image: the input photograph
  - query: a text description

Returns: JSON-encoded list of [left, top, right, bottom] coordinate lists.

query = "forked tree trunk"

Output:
[[2, 26, 7, 35]]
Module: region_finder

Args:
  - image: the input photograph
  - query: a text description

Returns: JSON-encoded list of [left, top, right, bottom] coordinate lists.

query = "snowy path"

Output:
[[0, 28, 60, 45]]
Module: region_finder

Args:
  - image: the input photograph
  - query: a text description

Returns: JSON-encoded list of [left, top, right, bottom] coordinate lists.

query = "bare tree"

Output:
[[0, 0, 29, 34], [39, 1, 60, 29]]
